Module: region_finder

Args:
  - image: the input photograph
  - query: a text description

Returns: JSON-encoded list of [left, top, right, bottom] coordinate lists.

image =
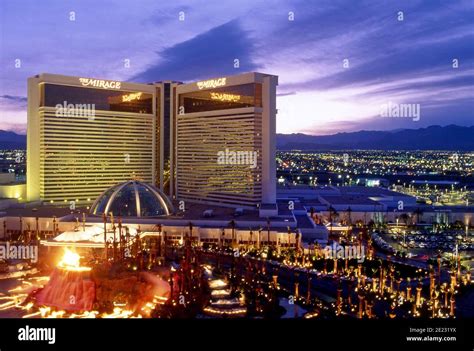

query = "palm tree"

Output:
[[345, 206, 353, 225], [51, 216, 57, 240], [35, 216, 40, 240], [156, 223, 163, 256], [257, 226, 262, 249], [412, 208, 423, 225], [229, 220, 236, 248], [118, 215, 123, 259], [220, 228, 225, 249], [266, 217, 271, 246], [400, 213, 409, 226], [367, 220, 375, 231], [102, 213, 107, 260], [328, 206, 338, 236]]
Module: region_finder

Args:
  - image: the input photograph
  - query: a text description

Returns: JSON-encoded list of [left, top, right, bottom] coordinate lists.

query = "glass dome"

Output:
[[90, 181, 174, 217]]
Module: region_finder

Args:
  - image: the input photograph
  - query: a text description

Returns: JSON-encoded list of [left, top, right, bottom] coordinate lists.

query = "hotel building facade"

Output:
[[27, 74, 159, 206], [27, 72, 277, 209], [174, 73, 278, 208]]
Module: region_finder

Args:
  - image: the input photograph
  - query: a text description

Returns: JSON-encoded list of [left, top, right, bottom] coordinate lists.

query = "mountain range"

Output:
[[277, 125, 474, 151], [1, 125, 473, 151], [0, 130, 27, 149]]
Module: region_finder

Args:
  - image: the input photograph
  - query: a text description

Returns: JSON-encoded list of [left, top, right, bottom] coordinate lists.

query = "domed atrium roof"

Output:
[[90, 181, 174, 217]]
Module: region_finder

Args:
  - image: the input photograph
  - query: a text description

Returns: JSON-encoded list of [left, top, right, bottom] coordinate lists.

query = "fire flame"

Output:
[[1, 250, 165, 318], [58, 248, 91, 272]]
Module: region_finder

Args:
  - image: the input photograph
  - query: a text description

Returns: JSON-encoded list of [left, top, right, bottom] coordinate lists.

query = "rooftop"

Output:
[[1, 201, 297, 226], [319, 195, 380, 206], [171, 202, 294, 223], [1, 205, 79, 218]]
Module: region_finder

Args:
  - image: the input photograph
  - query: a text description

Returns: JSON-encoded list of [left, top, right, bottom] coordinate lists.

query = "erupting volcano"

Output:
[[12, 247, 174, 318], [35, 249, 95, 311]]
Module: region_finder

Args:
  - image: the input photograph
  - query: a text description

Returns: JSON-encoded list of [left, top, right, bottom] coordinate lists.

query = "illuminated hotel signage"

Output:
[[122, 92, 143, 102], [197, 78, 226, 90], [210, 92, 241, 102], [79, 78, 122, 90]]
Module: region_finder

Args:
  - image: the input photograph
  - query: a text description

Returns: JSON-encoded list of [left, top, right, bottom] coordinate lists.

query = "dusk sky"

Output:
[[0, 0, 473, 135]]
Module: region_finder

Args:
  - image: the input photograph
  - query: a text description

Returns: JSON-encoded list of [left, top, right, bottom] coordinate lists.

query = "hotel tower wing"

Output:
[[27, 72, 277, 210], [174, 73, 278, 208]]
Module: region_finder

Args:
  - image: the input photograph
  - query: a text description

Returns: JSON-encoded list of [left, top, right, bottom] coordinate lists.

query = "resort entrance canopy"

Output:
[[40, 225, 139, 248]]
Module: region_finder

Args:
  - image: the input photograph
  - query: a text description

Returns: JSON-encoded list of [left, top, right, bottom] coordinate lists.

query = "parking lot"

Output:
[[374, 228, 474, 262]]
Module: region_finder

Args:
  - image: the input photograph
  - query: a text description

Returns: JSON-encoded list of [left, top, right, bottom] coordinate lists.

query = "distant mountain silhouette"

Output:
[[0, 130, 26, 149], [1, 125, 473, 150], [277, 125, 474, 151]]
